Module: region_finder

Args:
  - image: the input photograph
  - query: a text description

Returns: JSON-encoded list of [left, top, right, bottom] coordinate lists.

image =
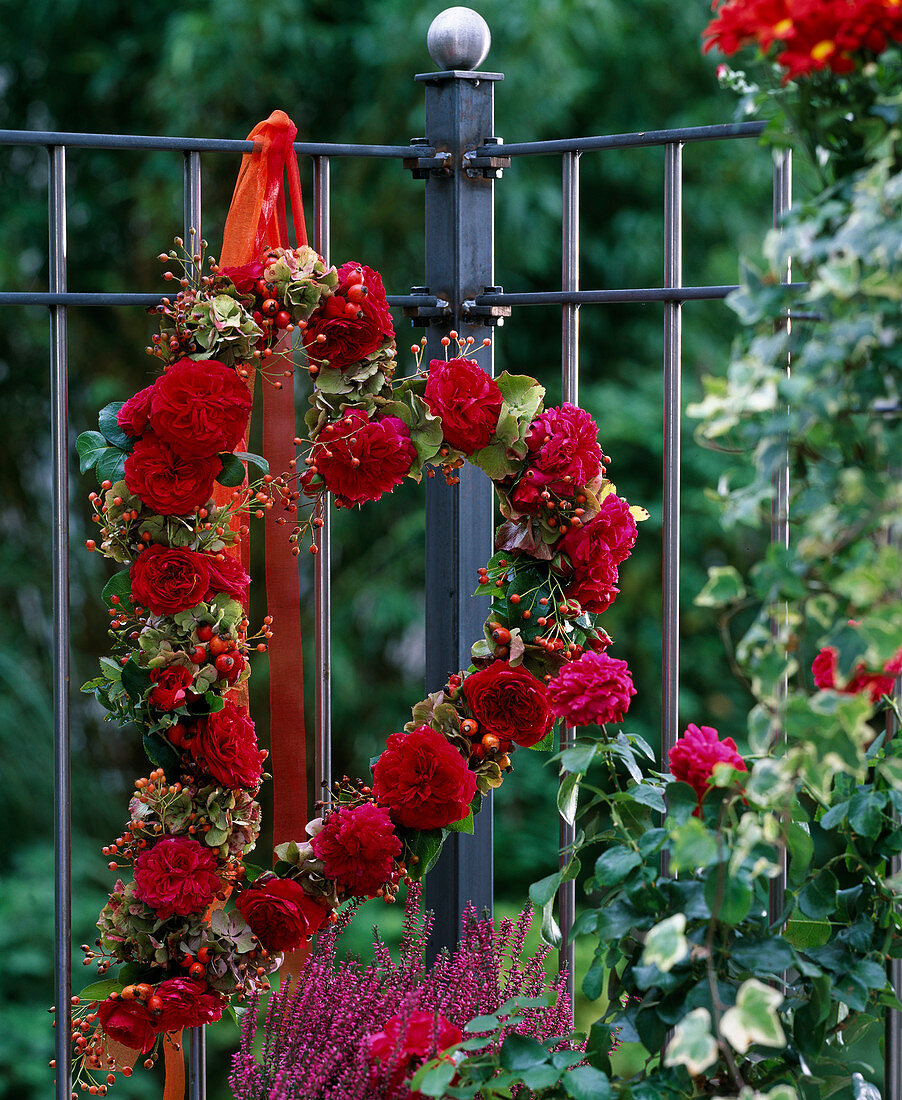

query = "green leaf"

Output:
[[98, 401, 132, 450], [663, 1008, 718, 1075], [695, 564, 746, 608], [121, 659, 150, 700], [404, 828, 447, 880], [216, 452, 246, 487], [627, 783, 666, 813], [562, 1066, 611, 1099], [593, 846, 641, 887], [499, 1033, 547, 1072], [77, 979, 122, 1001], [582, 964, 605, 1001], [719, 979, 786, 1053], [447, 811, 474, 834], [785, 822, 814, 877], [848, 790, 886, 839], [76, 430, 108, 473], [641, 913, 689, 973], [521, 1065, 561, 1090], [232, 450, 270, 474], [417, 1060, 456, 1097], [464, 1013, 502, 1033], [143, 729, 181, 774], [665, 781, 699, 825], [559, 743, 598, 774], [704, 865, 752, 924], [529, 870, 563, 907], [96, 447, 127, 484], [557, 771, 581, 826], [798, 868, 839, 919], [102, 569, 132, 606], [670, 817, 718, 872]]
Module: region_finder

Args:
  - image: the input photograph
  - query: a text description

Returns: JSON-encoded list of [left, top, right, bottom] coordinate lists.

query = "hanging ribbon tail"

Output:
[[219, 114, 310, 967], [163, 1030, 185, 1100]]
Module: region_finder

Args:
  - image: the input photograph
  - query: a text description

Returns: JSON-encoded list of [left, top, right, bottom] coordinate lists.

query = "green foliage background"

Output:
[[0, 1, 776, 1095]]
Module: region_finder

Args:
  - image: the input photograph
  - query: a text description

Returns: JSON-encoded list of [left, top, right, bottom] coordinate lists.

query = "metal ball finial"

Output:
[[427, 7, 491, 71]]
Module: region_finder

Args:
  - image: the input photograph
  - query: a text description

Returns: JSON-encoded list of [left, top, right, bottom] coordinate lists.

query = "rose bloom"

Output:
[[669, 723, 747, 804], [372, 725, 477, 830], [368, 1011, 462, 1093], [307, 410, 417, 506], [206, 552, 250, 607], [524, 402, 602, 489], [812, 645, 902, 704], [310, 802, 402, 898], [149, 357, 252, 459], [547, 651, 636, 727], [189, 700, 266, 790], [154, 977, 223, 1032], [462, 660, 553, 748], [130, 543, 211, 616], [592, 493, 638, 564], [303, 261, 394, 372], [423, 357, 503, 454], [148, 664, 193, 711], [219, 259, 265, 294], [117, 383, 155, 437], [556, 503, 636, 614], [124, 432, 221, 516], [133, 835, 221, 920], [235, 876, 329, 951], [97, 996, 157, 1053]]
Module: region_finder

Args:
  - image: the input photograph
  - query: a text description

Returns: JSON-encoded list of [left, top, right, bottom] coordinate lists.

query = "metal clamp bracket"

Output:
[[462, 286, 512, 327], [464, 137, 510, 178], [402, 287, 452, 327], [404, 138, 453, 178]]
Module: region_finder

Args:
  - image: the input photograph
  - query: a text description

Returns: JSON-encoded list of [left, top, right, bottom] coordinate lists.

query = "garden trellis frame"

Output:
[[2, 7, 900, 1098]]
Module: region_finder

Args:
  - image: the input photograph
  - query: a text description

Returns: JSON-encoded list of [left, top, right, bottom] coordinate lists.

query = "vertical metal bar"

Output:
[[661, 143, 682, 768], [887, 706, 902, 1100], [421, 65, 498, 953], [312, 156, 332, 804], [49, 142, 72, 1100], [188, 1028, 206, 1100], [181, 147, 207, 1100], [769, 149, 791, 930], [558, 150, 580, 1004], [183, 151, 202, 284]]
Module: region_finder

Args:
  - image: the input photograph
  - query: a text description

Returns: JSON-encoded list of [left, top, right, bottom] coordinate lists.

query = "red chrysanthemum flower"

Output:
[[148, 664, 193, 711], [205, 553, 251, 607], [310, 802, 402, 898], [117, 383, 155, 438], [669, 723, 747, 804], [547, 651, 636, 728], [305, 410, 417, 506], [372, 726, 477, 830], [97, 997, 157, 1053]]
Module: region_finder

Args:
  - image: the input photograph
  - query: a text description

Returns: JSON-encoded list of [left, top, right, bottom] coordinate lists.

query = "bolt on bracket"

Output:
[[404, 138, 453, 179], [464, 137, 510, 179], [462, 286, 512, 327], [402, 287, 452, 327]]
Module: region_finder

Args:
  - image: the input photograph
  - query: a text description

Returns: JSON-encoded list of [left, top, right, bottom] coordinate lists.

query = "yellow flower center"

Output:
[[810, 39, 836, 61], [773, 18, 794, 36]]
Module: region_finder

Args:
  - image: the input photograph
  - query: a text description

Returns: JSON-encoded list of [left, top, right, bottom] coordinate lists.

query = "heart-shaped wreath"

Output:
[[70, 237, 645, 1092]]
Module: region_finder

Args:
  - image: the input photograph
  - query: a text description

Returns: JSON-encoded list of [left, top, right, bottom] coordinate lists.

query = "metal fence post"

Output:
[[420, 8, 501, 950]]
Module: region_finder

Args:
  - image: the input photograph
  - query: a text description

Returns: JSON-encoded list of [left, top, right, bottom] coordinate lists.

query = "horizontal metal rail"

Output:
[[0, 292, 446, 308], [478, 120, 766, 157], [0, 128, 420, 158]]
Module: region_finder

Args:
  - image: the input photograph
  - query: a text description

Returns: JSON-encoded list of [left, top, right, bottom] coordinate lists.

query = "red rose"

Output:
[[189, 700, 266, 789], [305, 410, 416, 507], [461, 661, 553, 748], [310, 802, 402, 898], [97, 996, 157, 1053], [372, 725, 477, 830], [154, 977, 223, 1032], [133, 835, 221, 919], [591, 493, 638, 565], [555, 509, 628, 614], [368, 1010, 462, 1093], [524, 403, 602, 490], [303, 261, 394, 372], [130, 544, 211, 616], [124, 432, 221, 516], [220, 260, 265, 295], [424, 357, 503, 454], [812, 644, 902, 704], [117, 384, 155, 437], [548, 651, 636, 727], [206, 553, 251, 607], [669, 723, 747, 805], [235, 877, 329, 951], [149, 357, 252, 459], [148, 665, 193, 710]]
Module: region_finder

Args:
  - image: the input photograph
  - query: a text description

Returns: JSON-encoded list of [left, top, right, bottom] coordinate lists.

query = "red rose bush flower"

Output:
[[812, 644, 902, 704], [548, 650, 636, 728], [305, 410, 417, 507], [520, 402, 602, 494], [130, 543, 211, 616], [235, 876, 329, 951], [367, 1011, 462, 1095], [372, 725, 477, 829], [303, 261, 394, 371], [189, 700, 266, 790], [148, 664, 193, 710], [462, 660, 553, 747], [154, 977, 224, 1032], [124, 433, 221, 515], [311, 802, 403, 898], [669, 723, 748, 806], [96, 997, 157, 1053], [132, 835, 222, 919], [424, 356, 503, 454], [149, 356, 252, 458]]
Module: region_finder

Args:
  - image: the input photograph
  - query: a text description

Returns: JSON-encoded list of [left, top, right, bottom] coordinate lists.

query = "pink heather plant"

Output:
[[230, 884, 574, 1100]]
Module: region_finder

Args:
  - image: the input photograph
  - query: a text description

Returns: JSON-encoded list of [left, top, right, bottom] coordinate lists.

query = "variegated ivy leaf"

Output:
[[720, 979, 786, 1053], [641, 913, 689, 973], [714, 1087, 798, 1100], [663, 1007, 718, 1076]]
